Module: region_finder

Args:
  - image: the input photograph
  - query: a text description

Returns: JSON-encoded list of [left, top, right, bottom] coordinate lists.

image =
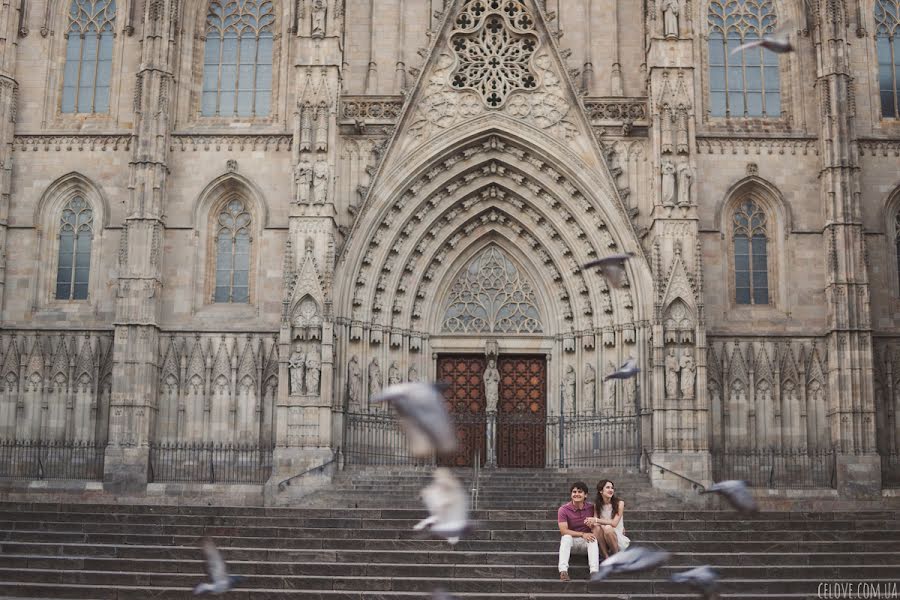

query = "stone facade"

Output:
[[0, 0, 898, 500]]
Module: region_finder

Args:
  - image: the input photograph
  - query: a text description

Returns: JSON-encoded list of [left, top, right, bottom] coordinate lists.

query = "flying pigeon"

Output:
[[371, 382, 457, 458], [702, 480, 758, 514], [590, 546, 671, 582], [193, 538, 245, 595], [603, 358, 640, 382], [729, 28, 793, 55], [583, 252, 635, 289], [671, 565, 721, 599], [431, 589, 460, 600], [413, 468, 471, 545]]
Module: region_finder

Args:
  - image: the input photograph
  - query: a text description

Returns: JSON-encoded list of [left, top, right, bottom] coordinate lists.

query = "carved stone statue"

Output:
[[603, 360, 617, 414], [483, 359, 500, 413], [624, 376, 636, 412], [315, 102, 329, 151], [679, 347, 695, 399], [313, 160, 330, 204], [563, 365, 577, 414], [583, 364, 596, 413], [660, 106, 674, 154], [300, 103, 313, 152], [408, 365, 419, 382], [677, 162, 693, 207], [311, 0, 326, 37], [388, 361, 400, 386], [294, 161, 312, 204], [665, 347, 680, 398], [662, 0, 679, 38], [676, 108, 690, 154], [289, 349, 305, 395], [305, 353, 321, 395], [368, 357, 382, 400], [348, 355, 361, 406], [661, 160, 677, 207]]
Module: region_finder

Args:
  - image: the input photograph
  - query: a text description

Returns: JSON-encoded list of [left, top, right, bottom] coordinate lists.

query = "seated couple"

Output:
[[556, 479, 630, 581]]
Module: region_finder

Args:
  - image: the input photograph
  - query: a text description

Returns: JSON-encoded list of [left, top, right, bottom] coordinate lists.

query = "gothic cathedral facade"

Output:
[[1, 0, 899, 498]]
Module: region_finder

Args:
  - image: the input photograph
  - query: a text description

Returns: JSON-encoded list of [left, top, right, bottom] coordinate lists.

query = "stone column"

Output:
[[0, 2, 20, 310], [104, 2, 178, 492], [812, 6, 879, 496]]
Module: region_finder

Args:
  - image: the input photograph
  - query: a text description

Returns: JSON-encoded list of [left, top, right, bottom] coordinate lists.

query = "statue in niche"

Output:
[[300, 103, 313, 152], [313, 161, 330, 204], [368, 357, 382, 401], [305, 353, 321, 395], [563, 366, 576, 414], [388, 361, 401, 386], [661, 160, 677, 207], [662, 0, 679, 38], [315, 102, 329, 152], [665, 347, 680, 398], [348, 355, 361, 406], [294, 161, 312, 204], [483, 359, 500, 413], [623, 376, 636, 413], [679, 347, 695, 399], [583, 364, 596, 413], [311, 0, 326, 37], [676, 108, 690, 154], [408, 365, 419, 382], [677, 162, 693, 207], [289, 349, 306, 395], [660, 107, 674, 154], [604, 360, 618, 414]]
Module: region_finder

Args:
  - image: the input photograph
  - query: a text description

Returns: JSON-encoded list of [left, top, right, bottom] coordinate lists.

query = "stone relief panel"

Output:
[[0, 332, 113, 444]]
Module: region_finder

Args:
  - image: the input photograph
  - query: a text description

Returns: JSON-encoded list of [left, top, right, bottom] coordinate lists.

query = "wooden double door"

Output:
[[436, 354, 546, 468]]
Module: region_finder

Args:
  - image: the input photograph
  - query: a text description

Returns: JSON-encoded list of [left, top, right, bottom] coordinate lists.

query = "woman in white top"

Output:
[[586, 479, 630, 559]]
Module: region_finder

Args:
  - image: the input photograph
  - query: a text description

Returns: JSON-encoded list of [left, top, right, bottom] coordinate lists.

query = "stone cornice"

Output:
[[583, 97, 649, 125], [339, 95, 404, 124], [168, 134, 292, 152], [13, 135, 132, 152], [857, 139, 900, 157], [695, 135, 819, 156]]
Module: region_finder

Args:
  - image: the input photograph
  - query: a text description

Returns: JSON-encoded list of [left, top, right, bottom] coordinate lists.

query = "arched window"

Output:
[[707, 0, 781, 118], [214, 199, 252, 303], [56, 197, 94, 300], [202, 0, 275, 118], [877, 0, 900, 118], [733, 200, 769, 305], [894, 212, 900, 292], [62, 0, 117, 114]]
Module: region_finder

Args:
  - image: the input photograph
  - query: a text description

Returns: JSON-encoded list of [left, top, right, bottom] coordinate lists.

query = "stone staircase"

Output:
[[0, 468, 897, 599]]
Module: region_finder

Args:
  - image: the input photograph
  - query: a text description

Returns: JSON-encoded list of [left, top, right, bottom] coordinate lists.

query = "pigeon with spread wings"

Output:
[[589, 546, 671, 582], [603, 358, 639, 381], [702, 479, 759, 514], [729, 25, 793, 55], [413, 468, 472, 545], [370, 382, 457, 458], [193, 538, 245, 595], [671, 565, 722, 599], [583, 252, 635, 289]]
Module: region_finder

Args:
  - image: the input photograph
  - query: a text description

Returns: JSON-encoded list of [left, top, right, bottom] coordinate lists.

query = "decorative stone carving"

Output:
[[665, 347, 679, 398], [680, 347, 695, 399], [388, 361, 400, 386], [563, 365, 576, 413], [484, 358, 500, 413], [661, 160, 677, 206], [408, 365, 419, 382], [294, 161, 312, 204], [677, 162, 693, 206], [305, 353, 320, 395], [289, 349, 305, 396], [584, 364, 596, 412], [368, 357, 382, 400], [662, 0, 679, 38], [313, 161, 330, 204], [348, 355, 362, 406], [311, 0, 326, 37]]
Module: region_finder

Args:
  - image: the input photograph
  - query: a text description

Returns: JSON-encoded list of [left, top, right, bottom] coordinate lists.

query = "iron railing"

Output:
[[712, 448, 836, 489], [882, 452, 900, 488], [550, 413, 642, 469], [343, 410, 441, 466], [148, 442, 273, 484], [0, 439, 106, 481]]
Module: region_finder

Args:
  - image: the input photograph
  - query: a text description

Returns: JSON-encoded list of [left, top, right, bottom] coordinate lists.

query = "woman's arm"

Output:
[[596, 501, 625, 527]]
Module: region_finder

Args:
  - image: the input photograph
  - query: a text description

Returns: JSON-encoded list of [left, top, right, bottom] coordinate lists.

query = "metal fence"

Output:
[[549, 414, 642, 469], [882, 452, 900, 488], [0, 439, 106, 481], [711, 448, 836, 489], [148, 442, 273, 484], [343, 410, 447, 466]]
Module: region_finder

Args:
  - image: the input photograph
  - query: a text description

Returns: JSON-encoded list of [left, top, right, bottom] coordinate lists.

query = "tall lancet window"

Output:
[[894, 212, 900, 292], [214, 199, 252, 303], [62, 0, 117, 114], [877, 0, 900, 118], [442, 245, 543, 334], [202, 0, 275, 117], [56, 197, 94, 300], [733, 200, 769, 305], [707, 0, 781, 118]]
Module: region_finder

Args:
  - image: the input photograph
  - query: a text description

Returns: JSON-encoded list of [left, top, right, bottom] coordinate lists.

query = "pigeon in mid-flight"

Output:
[[702, 480, 758, 514], [671, 565, 721, 599], [730, 28, 793, 55], [413, 468, 471, 545], [583, 252, 635, 289], [371, 382, 457, 458], [590, 546, 671, 581], [603, 358, 640, 381], [431, 589, 460, 600], [193, 538, 245, 595]]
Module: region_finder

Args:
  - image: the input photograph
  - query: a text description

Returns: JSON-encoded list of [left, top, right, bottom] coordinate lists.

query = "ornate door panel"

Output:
[[497, 355, 546, 468], [436, 355, 486, 467]]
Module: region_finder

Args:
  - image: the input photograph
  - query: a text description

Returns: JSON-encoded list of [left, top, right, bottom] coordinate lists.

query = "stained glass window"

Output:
[[202, 0, 275, 118], [214, 199, 252, 303], [708, 0, 780, 118], [876, 0, 900, 118], [733, 200, 769, 305], [442, 245, 543, 333], [56, 197, 93, 300], [62, 0, 117, 114]]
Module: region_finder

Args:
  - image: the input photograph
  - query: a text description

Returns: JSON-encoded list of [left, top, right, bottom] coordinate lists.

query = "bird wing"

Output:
[[202, 539, 228, 586], [619, 358, 637, 372], [729, 39, 763, 54], [390, 385, 456, 454]]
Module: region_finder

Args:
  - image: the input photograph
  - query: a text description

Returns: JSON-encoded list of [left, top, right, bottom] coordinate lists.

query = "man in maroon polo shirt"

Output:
[[556, 480, 600, 581]]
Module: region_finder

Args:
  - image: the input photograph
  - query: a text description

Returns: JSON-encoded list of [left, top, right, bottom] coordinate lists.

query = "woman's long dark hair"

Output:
[[595, 479, 622, 518]]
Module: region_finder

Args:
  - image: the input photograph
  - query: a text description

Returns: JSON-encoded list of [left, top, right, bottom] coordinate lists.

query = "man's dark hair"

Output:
[[570, 481, 589, 493]]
